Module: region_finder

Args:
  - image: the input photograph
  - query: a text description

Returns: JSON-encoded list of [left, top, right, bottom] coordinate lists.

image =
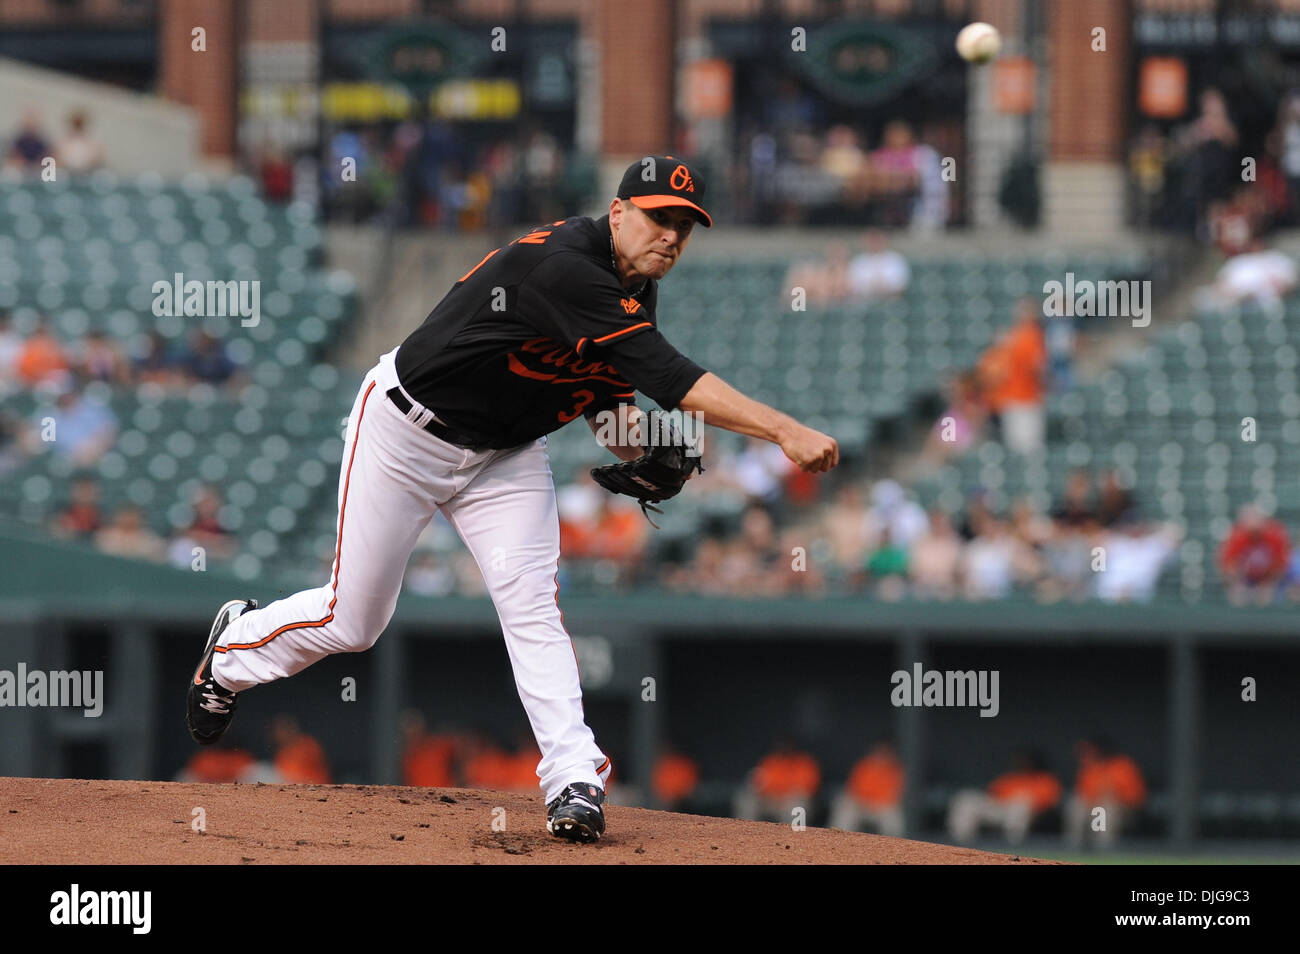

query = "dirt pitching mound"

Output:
[[0, 777, 1061, 864]]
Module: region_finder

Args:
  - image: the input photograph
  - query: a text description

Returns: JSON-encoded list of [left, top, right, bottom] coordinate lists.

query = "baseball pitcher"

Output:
[[187, 155, 838, 842]]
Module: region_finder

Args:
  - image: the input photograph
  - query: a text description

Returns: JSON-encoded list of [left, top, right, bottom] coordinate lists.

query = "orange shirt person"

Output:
[[988, 768, 1062, 813], [1077, 752, 1146, 808], [847, 747, 904, 808], [180, 747, 255, 783], [753, 748, 820, 799], [403, 733, 457, 788], [270, 715, 331, 784], [653, 750, 700, 806], [979, 306, 1047, 413], [16, 326, 70, 386]]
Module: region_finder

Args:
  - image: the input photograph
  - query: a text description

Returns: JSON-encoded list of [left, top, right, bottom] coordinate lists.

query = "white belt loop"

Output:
[[396, 382, 441, 429]]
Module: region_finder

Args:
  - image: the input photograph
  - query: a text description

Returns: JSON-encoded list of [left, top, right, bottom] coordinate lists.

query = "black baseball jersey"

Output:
[[394, 214, 708, 449]]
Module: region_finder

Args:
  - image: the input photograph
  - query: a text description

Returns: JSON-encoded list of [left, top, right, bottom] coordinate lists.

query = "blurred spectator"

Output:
[[1129, 125, 1168, 228], [55, 110, 105, 174], [1173, 88, 1239, 239], [716, 437, 796, 507], [733, 738, 820, 823], [6, 109, 50, 169], [1219, 503, 1291, 605], [961, 515, 1022, 600], [1208, 242, 1298, 317], [15, 322, 71, 388], [1052, 469, 1096, 528], [1207, 187, 1261, 258], [947, 749, 1061, 845], [829, 739, 905, 836], [257, 146, 294, 203], [820, 124, 867, 193], [652, 744, 700, 811], [0, 411, 24, 477], [868, 120, 922, 227], [821, 483, 873, 571], [1042, 306, 1078, 393], [865, 479, 927, 551], [49, 477, 103, 539], [75, 329, 131, 385], [460, 732, 517, 790], [978, 299, 1047, 455], [26, 387, 118, 467], [846, 230, 910, 302], [909, 508, 962, 601], [0, 311, 22, 392], [669, 504, 790, 598], [400, 710, 459, 788], [169, 484, 235, 564], [864, 527, 909, 601], [921, 370, 986, 464], [585, 496, 649, 566], [910, 135, 950, 231], [504, 728, 543, 793], [175, 743, 258, 783], [270, 715, 331, 784], [1063, 738, 1147, 848], [133, 331, 181, 387], [782, 243, 850, 307], [1277, 92, 1300, 224], [94, 506, 167, 562], [1095, 469, 1137, 528], [181, 330, 238, 386], [1043, 470, 1105, 599], [1095, 514, 1183, 604], [404, 551, 456, 596]]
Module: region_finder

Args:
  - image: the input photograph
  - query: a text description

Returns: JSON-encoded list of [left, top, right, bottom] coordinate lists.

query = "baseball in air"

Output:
[[956, 22, 1001, 64]]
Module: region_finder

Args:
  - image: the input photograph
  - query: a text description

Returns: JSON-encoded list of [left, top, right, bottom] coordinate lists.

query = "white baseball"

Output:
[[956, 22, 1001, 64]]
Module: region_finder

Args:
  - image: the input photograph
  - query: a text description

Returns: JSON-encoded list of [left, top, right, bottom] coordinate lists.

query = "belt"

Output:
[[385, 387, 489, 450]]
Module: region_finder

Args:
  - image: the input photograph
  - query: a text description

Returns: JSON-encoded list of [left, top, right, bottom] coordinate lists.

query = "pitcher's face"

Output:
[[610, 198, 695, 283]]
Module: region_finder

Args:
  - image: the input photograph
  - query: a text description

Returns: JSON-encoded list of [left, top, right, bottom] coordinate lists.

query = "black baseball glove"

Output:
[[590, 413, 703, 528]]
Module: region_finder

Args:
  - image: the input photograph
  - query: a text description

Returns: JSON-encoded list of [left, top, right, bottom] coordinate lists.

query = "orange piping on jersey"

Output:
[[593, 322, 652, 344], [218, 380, 377, 654], [575, 337, 589, 354], [517, 230, 552, 245], [458, 248, 499, 283], [506, 353, 629, 387]]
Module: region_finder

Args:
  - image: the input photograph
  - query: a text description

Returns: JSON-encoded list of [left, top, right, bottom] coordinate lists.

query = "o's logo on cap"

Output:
[[669, 164, 694, 192]]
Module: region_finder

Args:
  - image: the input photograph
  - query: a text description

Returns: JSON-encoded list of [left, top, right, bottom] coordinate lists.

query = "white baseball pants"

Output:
[[211, 347, 612, 803]]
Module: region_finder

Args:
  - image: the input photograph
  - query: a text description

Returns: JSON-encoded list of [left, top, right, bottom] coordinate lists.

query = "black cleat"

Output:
[[186, 599, 256, 746], [546, 783, 606, 843]]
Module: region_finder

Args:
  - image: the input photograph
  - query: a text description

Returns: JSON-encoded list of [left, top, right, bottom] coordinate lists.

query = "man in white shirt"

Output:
[[847, 231, 911, 302], [1095, 516, 1184, 603]]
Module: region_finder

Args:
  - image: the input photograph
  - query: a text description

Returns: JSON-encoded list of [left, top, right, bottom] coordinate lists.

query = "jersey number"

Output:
[[558, 389, 595, 423]]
